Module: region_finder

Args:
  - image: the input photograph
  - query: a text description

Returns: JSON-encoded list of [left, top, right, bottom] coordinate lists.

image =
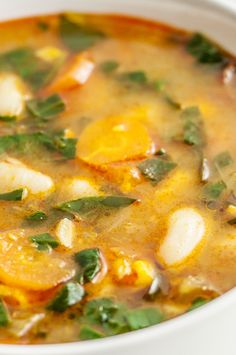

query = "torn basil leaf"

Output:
[[59, 15, 105, 52], [30, 233, 59, 251], [120, 71, 148, 85], [26, 211, 47, 222], [0, 47, 56, 90], [203, 181, 226, 201], [187, 33, 224, 64], [80, 326, 104, 340], [189, 297, 208, 311], [138, 158, 177, 184], [0, 131, 77, 160], [83, 298, 128, 335], [227, 217, 236, 225], [57, 196, 136, 215], [0, 300, 10, 327], [27, 94, 66, 119], [125, 308, 163, 330], [100, 60, 119, 74], [75, 248, 102, 284], [181, 106, 205, 146], [0, 188, 26, 201], [164, 94, 182, 110], [47, 282, 85, 312], [214, 151, 233, 169]]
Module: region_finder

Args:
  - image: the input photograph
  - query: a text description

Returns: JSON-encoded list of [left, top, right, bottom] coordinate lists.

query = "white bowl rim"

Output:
[[0, 0, 235, 353]]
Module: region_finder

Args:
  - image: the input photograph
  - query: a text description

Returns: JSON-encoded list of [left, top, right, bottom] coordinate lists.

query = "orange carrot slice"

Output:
[[77, 114, 153, 166], [0, 231, 75, 291]]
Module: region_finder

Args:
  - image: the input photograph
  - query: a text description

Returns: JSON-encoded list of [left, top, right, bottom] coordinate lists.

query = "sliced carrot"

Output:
[[46, 52, 94, 93], [77, 113, 154, 166], [0, 231, 75, 291]]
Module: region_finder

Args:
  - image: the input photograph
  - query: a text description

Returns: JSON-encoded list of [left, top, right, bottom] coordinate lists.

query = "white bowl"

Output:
[[0, 1, 236, 354]]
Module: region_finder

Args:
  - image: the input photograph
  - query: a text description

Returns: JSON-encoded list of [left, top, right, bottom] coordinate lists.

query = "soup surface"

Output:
[[0, 12, 235, 344]]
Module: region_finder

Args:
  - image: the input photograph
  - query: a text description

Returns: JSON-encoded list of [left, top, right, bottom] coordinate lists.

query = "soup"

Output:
[[0, 12, 235, 344]]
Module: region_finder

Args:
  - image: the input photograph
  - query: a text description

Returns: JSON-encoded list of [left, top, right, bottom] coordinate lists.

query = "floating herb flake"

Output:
[[138, 158, 177, 184], [27, 94, 66, 120], [59, 15, 105, 52], [75, 248, 102, 284], [187, 33, 224, 64], [47, 282, 85, 312], [57, 196, 136, 215]]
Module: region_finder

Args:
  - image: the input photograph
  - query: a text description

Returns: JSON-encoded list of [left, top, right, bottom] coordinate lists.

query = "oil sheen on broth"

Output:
[[0, 12, 235, 344]]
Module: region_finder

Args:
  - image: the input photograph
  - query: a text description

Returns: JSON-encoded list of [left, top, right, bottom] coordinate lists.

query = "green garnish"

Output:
[[27, 94, 66, 120], [80, 326, 104, 340], [83, 298, 128, 335], [37, 21, 49, 31], [152, 79, 166, 92], [0, 116, 16, 122], [214, 151, 233, 169], [82, 298, 164, 336], [59, 15, 105, 52], [100, 60, 119, 74], [181, 106, 205, 146], [187, 33, 224, 64], [138, 158, 177, 184], [0, 300, 10, 327], [0, 131, 77, 160], [26, 211, 47, 222], [125, 308, 164, 330], [0, 188, 26, 201], [189, 297, 209, 311], [75, 248, 102, 284], [57, 196, 136, 215], [0, 47, 56, 90], [120, 70, 148, 85], [164, 94, 182, 110], [47, 282, 85, 312], [203, 181, 226, 201], [227, 217, 236, 225], [30, 233, 59, 251]]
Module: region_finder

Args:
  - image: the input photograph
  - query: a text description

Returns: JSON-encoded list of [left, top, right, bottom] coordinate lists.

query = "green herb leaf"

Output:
[[47, 282, 85, 312], [57, 196, 136, 215], [138, 158, 177, 184], [30, 233, 59, 251], [0, 47, 56, 90], [27, 94, 66, 119], [0, 116, 16, 122], [0, 188, 26, 201], [26, 211, 47, 222], [187, 33, 224, 64], [59, 15, 105, 52], [214, 151, 233, 169], [125, 308, 164, 330], [227, 217, 236, 225], [75, 248, 102, 284], [84, 298, 120, 324], [152, 79, 166, 92], [0, 131, 77, 160], [80, 326, 104, 340], [37, 21, 49, 31], [203, 181, 226, 201], [189, 297, 208, 311], [181, 106, 205, 146], [120, 71, 148, 85], [100, 60, 119, 74], [0, 300, 10, 327], [164, 94, 182, 109]]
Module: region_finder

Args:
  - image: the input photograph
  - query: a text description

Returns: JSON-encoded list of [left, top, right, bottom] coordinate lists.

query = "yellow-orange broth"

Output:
[[0, 12, 235, 344]]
